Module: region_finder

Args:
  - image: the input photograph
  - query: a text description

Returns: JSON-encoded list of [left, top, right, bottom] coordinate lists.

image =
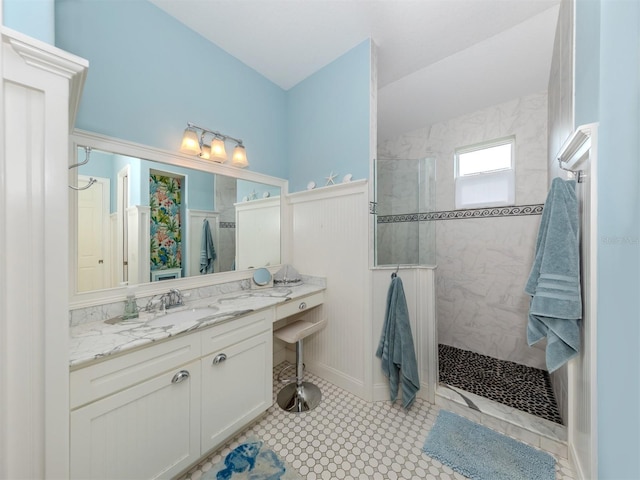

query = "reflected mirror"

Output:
[[72, 138, 282, 294], [252, 267, 273, 287]]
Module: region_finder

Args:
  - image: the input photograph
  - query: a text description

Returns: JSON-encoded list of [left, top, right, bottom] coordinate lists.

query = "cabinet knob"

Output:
[[171, 370, 190, 384], [298, 302, 307, 310], [212, 353, 227, 365]]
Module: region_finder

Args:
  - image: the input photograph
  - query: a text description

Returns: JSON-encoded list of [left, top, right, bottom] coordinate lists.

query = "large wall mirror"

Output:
[[69, 130, 287, 305]]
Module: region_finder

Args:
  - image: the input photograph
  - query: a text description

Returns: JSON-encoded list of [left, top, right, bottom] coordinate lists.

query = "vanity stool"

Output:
[[274, 316, 327, 412]]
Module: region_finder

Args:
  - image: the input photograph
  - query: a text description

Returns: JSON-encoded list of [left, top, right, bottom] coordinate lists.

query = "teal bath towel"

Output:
[[200, 219, 216, 274], [525, 177, 581, 372], [376, 276, 420, 408]]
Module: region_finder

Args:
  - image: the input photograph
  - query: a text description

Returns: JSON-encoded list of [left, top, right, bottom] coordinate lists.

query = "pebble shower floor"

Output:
[[178, 362, 576, 480], [438, 344, 563, 424]]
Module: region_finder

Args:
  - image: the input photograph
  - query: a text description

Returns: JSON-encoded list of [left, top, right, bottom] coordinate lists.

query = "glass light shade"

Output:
[[232, 144, 249, 168], [200, 144, 211, 160], [210, 137, 227, 163], [180, 127, 201, 155]]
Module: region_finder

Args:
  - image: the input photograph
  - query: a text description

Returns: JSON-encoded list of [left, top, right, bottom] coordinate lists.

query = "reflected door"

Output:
[[78, 175, 110, 292]]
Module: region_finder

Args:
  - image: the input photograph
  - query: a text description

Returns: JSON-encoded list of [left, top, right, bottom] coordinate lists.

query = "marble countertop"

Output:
[[69, 283, 324, 369]]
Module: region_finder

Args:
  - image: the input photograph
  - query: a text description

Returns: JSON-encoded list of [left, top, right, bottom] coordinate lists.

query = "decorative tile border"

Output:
[[376, 204, 544, 223], [220, 221, 236, 229]]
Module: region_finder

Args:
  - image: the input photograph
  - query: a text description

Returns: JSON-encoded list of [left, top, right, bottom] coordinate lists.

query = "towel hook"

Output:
[[69, 146, 97, 190], [557, 158, 585, 183], [391, 265, 399, 278]]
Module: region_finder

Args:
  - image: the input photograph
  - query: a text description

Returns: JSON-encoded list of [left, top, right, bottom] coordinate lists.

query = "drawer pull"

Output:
[[298, 302, 307, 310], [212, 353, 227, 365], [171, 370, 190, 384]]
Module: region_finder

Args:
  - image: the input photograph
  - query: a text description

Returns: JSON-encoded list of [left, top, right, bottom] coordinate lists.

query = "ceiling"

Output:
[[149, 0, 560, 141]]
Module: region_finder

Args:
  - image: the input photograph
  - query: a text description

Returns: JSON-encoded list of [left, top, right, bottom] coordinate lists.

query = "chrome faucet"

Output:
[[163, 288, 184, 310], [144, 288, 185, 313]]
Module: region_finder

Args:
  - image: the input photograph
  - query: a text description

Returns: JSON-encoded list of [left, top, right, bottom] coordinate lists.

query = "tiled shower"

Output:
[[375, 91, 566, 426]]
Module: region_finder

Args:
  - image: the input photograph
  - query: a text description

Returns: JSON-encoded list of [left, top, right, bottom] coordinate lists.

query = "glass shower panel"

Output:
[[375, 157, 436, 266]]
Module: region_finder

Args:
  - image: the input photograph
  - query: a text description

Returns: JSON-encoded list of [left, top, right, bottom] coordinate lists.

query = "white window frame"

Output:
[[454, 137, 515, 209]]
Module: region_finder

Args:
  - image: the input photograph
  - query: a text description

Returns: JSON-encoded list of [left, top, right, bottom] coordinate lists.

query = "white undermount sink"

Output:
[[145, 306, 220, 327]]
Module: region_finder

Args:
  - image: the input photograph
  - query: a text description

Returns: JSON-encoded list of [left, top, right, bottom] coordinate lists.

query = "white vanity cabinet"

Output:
[[200, 311, 273, 453], [70, 310, 273, 480], [70, 334, 202, 479], [70, 360, 201, 479]]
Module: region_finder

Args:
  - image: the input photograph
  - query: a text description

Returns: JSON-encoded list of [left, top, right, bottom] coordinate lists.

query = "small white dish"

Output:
[[307, 181, 316, 190], [342, 173, 353, 183], [263, 191, 270, 198]]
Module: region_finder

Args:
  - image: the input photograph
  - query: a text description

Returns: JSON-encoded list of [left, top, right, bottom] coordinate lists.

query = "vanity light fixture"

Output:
[[199, 144, 211, 160], [232, 144, 248, 168], [180, 122, 249, 168], [210, 136, 227, 163], [180, 125, 201, 156]]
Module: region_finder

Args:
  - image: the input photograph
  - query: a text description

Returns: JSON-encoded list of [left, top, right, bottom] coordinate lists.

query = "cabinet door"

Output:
[[70, 361, 201, 480], [201, 331, 272, 454]]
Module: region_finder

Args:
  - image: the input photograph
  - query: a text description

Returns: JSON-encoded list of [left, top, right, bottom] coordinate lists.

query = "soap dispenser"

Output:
[[123, 288, 139, 320]]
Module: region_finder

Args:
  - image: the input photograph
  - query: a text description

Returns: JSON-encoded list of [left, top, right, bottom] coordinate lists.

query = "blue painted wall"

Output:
[[54, 1, 371, 190], [55, 0, 288, 180], [596, 1, 640, 477], [575, 0, 640, 478], [574, 0, 600, 126], [3, 0, 55, 44], [286, 39, 371, 192], [236, 180, 281, 203]]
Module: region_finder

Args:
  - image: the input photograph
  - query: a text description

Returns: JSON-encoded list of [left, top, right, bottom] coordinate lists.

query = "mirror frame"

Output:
[[69, 129, 289, 309]]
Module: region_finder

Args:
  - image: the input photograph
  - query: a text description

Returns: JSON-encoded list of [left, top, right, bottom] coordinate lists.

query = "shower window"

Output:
[[454, 137, 515, 209]]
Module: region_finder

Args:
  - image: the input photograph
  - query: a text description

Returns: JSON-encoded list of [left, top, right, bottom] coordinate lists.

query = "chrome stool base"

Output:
[[277, 381, 322, 412]]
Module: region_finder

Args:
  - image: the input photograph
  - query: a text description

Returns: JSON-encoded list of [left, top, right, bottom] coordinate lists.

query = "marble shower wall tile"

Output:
[[376, 158, 421, 216], [435, 216, 546, 369], [380, 91, 549, 211], [378, 92, 549, 369], [376, 221, 420, 266]]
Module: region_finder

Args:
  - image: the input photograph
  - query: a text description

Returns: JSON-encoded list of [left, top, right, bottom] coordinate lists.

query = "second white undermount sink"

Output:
[[146, 306, 220, 327]]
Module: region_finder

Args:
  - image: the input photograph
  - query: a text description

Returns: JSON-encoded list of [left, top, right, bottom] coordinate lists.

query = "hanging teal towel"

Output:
[[525, 177, 581, 372], [376, 276, 420, 408], [200, 219, 216, 274]]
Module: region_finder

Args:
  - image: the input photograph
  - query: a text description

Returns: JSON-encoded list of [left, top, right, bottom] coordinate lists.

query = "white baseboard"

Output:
[[304, 360, 369, 401], [373, 381, 431, 403], [373, 383, 390, 402]]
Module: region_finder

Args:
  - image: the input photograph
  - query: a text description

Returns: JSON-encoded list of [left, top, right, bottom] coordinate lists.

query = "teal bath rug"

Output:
[[422, 410, 556, 480], [202, 438, 302, 480]]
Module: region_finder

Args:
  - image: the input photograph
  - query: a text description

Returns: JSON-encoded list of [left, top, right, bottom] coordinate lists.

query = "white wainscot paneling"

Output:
[[560, 123, 598, 480], [288, 181, 370, 400], [372, 267, 437, 404]]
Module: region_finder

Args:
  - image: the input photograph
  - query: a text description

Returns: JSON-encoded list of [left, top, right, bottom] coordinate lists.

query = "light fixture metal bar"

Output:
[[187, 122, 244, 146]]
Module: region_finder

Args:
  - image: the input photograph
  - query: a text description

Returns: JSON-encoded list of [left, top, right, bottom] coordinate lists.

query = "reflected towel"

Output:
[[376, 276, 420, 408], [525, 177, 581, 372], [200, 219, 216, 274]]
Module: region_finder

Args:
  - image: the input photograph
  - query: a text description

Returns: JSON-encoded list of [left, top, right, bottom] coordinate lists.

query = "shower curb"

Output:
[[435, 384, 568, 460]]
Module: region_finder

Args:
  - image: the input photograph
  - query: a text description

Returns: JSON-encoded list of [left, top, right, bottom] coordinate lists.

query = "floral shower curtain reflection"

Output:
[[150, 173, 183, 273]]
